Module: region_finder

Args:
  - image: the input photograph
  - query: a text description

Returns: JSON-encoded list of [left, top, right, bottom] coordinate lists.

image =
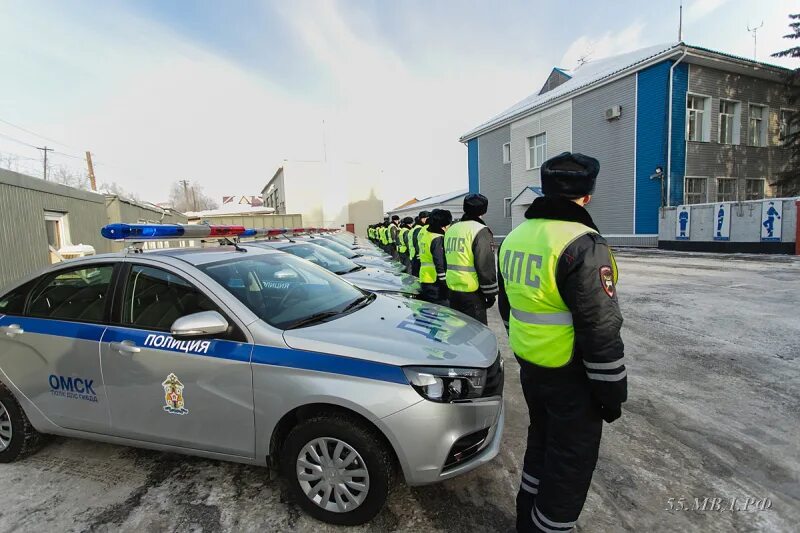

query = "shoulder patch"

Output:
[[599, 265, 615, 298]]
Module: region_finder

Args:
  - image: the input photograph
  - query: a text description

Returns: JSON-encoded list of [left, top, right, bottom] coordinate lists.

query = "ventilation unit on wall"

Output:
[[605, 105, 622, 121]]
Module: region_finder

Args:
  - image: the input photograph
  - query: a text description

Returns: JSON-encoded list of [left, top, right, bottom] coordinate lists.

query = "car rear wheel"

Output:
[[280, 414, 393, 525], [0, 384, 42, 463]]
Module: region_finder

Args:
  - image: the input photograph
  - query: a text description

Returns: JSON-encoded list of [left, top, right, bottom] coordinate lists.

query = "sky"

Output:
[[0, 0, 796, 210]]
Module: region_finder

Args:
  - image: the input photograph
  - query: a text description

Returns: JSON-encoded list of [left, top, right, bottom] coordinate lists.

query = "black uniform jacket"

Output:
[[459, 215, 498, 296], [498, 197, 627, 413]]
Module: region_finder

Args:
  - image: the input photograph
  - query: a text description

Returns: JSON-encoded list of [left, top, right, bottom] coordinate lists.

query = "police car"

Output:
[[0, 223, 503, 525], [296, 235, 405, 273], [319, 232, 389, 258], [247, 238, 421, 297]]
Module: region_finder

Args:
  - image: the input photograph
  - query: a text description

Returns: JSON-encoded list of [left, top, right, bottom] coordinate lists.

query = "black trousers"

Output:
[[449, 290, 488, 325], [410, 258, 420, 277], [516, 358, 603, 533]]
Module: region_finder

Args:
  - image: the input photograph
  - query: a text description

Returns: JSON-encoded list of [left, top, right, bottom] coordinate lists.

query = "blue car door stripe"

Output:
[[0, 316, 105, 342]]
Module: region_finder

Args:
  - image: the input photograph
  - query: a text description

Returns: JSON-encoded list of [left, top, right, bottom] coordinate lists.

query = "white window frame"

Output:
[[715, 177, 737, 203], [526, 133, 547, 170], [718, 99, 741, 145], [502, 143, 511, 164], [44, 211, 69, 249], [684, 177, 708, 205], [779, 108, 798, 144], [744, 178, 766, 201], [686, 94, 711, 142], [748, 103, 768, 147], [503, 197, 512, 218]]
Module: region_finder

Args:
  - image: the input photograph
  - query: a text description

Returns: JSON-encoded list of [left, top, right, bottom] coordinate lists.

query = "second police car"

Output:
[[0, 223, 504, 525]]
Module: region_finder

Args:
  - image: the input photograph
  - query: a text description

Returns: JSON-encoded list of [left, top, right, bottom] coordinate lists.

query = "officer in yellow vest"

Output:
[[409, 210, 429, 277], [378, 221, 390, 253], [418, 209, 452, 304], [444, 193, 497, 325], [498, 152, 626, 533], [397, 217, 413, 272]]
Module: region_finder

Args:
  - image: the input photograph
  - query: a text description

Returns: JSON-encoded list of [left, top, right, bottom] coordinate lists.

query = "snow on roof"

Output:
[[185, 203, 276, 218], [461, 42, 681, 141], [390, 189, 468, 212]]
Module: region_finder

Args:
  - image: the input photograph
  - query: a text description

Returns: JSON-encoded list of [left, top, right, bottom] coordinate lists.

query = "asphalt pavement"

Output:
[[0, 249, 798, 532]]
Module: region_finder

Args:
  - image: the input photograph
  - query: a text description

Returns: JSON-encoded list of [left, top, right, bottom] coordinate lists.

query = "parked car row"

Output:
[[0, 224, 503, 525]]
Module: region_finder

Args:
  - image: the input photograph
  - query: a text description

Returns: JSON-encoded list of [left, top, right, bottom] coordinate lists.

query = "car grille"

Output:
[[482, 353, 504, 398]]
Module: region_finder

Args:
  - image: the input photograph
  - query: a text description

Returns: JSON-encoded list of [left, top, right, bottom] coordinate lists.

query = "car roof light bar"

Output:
[[101, 223, 246, 240]]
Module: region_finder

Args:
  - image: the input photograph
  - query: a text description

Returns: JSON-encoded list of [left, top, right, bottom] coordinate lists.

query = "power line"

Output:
[[0, 116, 76, 150], [0, 131, 39, 149]]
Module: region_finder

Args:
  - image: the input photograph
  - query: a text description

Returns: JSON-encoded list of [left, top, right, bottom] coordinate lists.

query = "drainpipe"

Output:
[[795, 199, 800, 256], [666, 47, 688, 207]]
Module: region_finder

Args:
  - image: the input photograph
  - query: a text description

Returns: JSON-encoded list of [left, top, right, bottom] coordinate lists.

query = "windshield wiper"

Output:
[[284, 311, 340, 330], [347, 265, 365, 273], [340, 293, 374, 313]]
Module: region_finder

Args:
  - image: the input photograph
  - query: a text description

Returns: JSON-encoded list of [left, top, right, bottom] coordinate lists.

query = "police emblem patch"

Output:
[[599, 266, 615, 298], [162, 373, 188, 415]]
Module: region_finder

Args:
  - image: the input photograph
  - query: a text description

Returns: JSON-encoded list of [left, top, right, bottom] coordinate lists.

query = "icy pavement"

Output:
[[0, 249, 798, 532]]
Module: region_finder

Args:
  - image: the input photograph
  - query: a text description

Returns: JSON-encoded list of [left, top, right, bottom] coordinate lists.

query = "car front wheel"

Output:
[[0, 384, 42, 463], [280, 414, 393, 525]]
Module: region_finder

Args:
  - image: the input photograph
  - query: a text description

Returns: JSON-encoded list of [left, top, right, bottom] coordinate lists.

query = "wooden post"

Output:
[[85, 151, 97, 191]]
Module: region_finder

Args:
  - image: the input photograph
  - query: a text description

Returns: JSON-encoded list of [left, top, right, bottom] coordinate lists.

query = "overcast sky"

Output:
[[0, 0, 796, 210]]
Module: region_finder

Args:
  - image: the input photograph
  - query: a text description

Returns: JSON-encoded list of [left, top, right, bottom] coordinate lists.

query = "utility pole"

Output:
[[747, 21, 764, 61], [179, 179, 190, 211], [37, 145, 53, 180], [85, 151, 97, 191]]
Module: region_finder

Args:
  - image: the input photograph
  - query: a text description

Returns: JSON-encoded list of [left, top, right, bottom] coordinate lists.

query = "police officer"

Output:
[[498, 152, 626, 533], [397, 217, 414, 272], [418, 209, 451, 304], [409, 210, 429, 277], [444, 193, 497, 325], [378, 221, 389, 253], [388, 215, 401, 259]]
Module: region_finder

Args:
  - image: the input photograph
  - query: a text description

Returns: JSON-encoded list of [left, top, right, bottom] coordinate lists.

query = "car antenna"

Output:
[[219, 237, 247, 252]]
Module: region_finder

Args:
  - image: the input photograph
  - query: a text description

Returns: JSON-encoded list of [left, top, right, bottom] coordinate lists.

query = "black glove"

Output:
[[484, 295, 496, 309], [600, 404, 622, 424]]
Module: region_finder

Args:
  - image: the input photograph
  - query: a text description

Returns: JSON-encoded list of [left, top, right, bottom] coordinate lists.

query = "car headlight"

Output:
[[403, 366, 487, 403]]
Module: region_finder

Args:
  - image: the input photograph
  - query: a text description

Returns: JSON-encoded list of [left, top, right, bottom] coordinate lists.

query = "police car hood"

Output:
[[282, 295, 498, 368], [341, 267, 421, 295], [351, 255, 404, 273]]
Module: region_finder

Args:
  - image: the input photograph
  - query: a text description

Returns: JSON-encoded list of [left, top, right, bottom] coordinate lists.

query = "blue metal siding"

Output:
[[467, 138, 479, 193], [635, 61, 687, 234], [670, 63, 688, 205]]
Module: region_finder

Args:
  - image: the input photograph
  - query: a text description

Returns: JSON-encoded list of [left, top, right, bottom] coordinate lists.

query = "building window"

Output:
[[684, 177, 708, 204], [779, 109, 799, 144], [44, 211, 69, 263], [719, 100, 740, 145], [502, 143, 511, 164], [748, 104, 768, 146], [687, 95, 710, 142], [745, 178, 765, 201], [716, 178, 737, 202], [503, 197, 512, 218], [526, 133, 546, 170]]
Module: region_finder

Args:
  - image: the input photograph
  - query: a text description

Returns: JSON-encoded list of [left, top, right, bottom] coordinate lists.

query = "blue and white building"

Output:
[[460, 43, 794, 246]]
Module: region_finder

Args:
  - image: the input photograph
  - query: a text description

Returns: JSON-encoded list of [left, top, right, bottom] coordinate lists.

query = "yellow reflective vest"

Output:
[[417, 227, 439, 284], [443, 220, 483, 293], [398, 227, 409, 254]]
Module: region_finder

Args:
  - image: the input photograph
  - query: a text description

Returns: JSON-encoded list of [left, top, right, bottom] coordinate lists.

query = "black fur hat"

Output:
[[541, 152, 600, 199]]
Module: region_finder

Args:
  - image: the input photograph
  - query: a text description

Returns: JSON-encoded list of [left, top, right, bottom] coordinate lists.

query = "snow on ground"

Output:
[[0, 249, 798, 532]]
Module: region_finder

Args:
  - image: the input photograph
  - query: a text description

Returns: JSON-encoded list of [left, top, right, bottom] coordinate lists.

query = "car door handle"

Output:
[[0, 324, 24, 337], [110, 341, 141, 354]]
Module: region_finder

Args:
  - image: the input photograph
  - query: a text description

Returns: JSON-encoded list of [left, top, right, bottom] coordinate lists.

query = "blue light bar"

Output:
[[101, 223, 185, 240]]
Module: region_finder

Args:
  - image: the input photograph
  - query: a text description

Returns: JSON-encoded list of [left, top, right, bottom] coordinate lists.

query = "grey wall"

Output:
[[685, 64, 792, 202], [0, 168, 109, 288], [477, 125, 511, 236], [573, 74, 637, 234], [659, 199, 797, 243]]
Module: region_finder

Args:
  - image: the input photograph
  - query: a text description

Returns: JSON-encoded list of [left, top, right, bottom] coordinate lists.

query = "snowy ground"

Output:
[[0, 249, 798, 532]]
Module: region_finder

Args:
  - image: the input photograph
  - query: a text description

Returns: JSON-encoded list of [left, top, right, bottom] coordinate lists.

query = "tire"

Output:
[[0, 383, 42, 463], [280, 414, 394, 526]]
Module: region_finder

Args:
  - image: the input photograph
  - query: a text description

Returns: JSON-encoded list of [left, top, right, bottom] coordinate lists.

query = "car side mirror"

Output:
[[170, 311, 229, 339], [274, 269, 300, 281]]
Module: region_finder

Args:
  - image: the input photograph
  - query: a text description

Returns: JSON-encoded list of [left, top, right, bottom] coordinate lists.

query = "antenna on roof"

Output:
[[678, 0, 683, 42], [747, 21, 764, 61]]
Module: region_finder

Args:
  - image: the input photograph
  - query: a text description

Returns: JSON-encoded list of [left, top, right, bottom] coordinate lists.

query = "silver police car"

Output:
[[297, 235, 404, 273], [246, 239, 421, 297], [0, 237, 503, 525]]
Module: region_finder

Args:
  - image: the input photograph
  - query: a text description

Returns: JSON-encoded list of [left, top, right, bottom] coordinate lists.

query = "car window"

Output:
[[0, 279, 38, 316], [122, 265, 220, 332], [310, 238, 359, 259], [199, 253, 366, 330], [284, 243, 359, 274], [27, 265, 114, 323]]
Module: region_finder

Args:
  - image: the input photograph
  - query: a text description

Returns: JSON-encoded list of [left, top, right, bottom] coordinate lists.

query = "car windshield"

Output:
[[199, 253, 370, 329], [282, 243, 361, 275], [308, 237, 360, 259], [326, 234, 358, 248]]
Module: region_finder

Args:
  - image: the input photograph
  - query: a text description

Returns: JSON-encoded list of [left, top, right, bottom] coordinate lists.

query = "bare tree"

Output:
[[772, 13, 800, 195], [100, 181, 140, 202], [168, 180, 219, 212], [49, 165, 91, 190]]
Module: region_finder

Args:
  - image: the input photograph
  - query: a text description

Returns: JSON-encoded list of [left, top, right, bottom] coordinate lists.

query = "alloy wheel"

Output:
[[0, 400, 12, 452]]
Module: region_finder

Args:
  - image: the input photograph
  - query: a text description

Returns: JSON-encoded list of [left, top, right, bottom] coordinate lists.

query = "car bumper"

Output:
[[379, 396, 504, 486]]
